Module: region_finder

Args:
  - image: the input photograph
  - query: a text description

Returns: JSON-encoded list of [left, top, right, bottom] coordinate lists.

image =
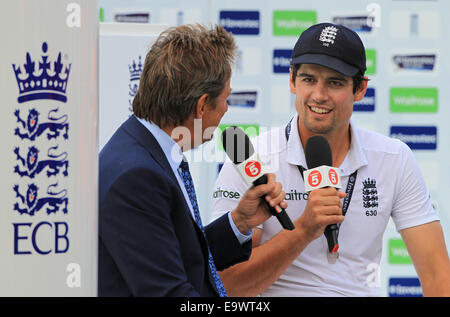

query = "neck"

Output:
[[162, 117, 198, 152], [327, 127, 351, 167], [299, 122, 351, 168]]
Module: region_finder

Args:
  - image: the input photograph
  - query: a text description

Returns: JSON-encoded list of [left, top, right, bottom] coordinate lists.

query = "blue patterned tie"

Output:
[[179, 160, 227, 297]]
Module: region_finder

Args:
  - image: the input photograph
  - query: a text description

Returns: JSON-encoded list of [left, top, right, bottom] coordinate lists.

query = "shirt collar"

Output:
[[340, 119, 368, 176], [286, 115, 368, 176], [135, 116, 184, 171], [286, 113, 308, 168]]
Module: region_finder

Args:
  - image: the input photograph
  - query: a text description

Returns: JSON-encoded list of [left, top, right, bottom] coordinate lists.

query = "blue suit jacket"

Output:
[[98, 116, 252, 296]]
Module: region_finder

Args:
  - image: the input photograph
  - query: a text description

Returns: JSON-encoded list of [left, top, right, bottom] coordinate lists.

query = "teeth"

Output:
[[310, 106, 331, 114]]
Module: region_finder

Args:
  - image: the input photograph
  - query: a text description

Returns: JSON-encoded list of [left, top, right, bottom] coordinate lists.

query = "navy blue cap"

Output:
[[291, 23, 366, 77]]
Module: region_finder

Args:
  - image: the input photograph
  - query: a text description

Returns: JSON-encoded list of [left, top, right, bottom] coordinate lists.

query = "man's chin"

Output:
[[305, 121, 334, 135]]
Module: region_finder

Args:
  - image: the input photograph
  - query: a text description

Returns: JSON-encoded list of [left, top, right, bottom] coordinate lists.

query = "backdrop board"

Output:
[[98, 22, 212, 220], [0, 0, 98, 296], [98, 0, 450, 297], [99, 22, 169, 150]]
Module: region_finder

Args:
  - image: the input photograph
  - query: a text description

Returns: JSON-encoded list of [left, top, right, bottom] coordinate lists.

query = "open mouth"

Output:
[[309, 105, 332, 115]]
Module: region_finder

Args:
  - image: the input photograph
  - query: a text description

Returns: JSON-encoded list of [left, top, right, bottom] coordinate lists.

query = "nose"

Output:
[[311, 81, 328, 104]]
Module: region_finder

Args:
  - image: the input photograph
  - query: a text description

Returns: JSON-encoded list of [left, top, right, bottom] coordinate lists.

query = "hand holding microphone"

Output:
[[301, 136, 346, 254], [222, 126, 294, 231]]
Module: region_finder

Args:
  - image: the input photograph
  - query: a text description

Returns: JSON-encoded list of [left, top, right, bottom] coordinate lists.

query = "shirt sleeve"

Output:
[[228, 212, 253, 244], [391, 141, 439, 232]]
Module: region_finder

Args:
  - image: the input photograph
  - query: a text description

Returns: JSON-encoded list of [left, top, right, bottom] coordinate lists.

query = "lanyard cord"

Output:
[[284, 118, 357, 217]]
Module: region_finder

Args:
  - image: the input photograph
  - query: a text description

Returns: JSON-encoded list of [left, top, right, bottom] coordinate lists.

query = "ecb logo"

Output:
[[128, 55, 142, 113], [11, 41, 71, 255], [13, 183, 68, 216], [14, 108, 69, 141], [14, 145, 68, 178]]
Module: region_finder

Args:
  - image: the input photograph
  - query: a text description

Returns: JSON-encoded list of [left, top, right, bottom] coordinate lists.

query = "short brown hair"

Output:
[[133, 24, 237, 128]]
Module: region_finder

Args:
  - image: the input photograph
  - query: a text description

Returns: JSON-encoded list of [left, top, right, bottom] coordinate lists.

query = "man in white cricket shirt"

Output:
[[211, 23, 450, 297]]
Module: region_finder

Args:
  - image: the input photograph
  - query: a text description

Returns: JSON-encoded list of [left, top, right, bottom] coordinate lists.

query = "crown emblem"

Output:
[[362, 178, 376, 188], [12, 42, 71, 103], [319, 26, 338, 47], [129, 56, 143, 82]]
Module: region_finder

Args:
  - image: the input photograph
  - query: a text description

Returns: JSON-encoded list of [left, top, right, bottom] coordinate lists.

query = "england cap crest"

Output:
[[291, 22, 366, 77]]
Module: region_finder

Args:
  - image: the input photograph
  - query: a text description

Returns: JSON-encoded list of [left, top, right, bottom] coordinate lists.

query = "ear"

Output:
[[354, 77, 368, 102], [289, 68, 296, 94], [195, 93, 210, 119]]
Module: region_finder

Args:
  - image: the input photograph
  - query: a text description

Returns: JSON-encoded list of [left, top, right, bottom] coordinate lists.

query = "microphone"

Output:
[[304, 136, 341, 254], [221, 126, 295, 230]]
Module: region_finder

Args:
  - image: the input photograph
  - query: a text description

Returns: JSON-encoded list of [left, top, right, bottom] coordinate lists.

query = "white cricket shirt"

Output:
[[212, 114, 439, 296]]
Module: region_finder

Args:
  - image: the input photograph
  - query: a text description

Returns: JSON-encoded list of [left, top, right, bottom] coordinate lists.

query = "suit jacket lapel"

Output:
[[120, 115, 218, 294], [121, 117, 211, 238], [121, 116, 178, 183]]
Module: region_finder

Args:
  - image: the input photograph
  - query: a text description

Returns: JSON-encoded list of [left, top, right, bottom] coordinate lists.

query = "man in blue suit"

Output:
[[98, 24, 287, 296]]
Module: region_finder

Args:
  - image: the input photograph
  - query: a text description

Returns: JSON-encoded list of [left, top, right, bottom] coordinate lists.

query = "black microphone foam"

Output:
[[305, 135, 333, 168], [221, 126, 295, 230], [221, 126, 254, 164]]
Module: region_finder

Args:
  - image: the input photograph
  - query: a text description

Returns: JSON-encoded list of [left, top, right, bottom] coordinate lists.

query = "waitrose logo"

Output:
[[388, 239, 412, 264], [218, 124, 259, 152], [390, 87, 438, 112], [273, 11, 317, 36], [365, 49, 376, 75]]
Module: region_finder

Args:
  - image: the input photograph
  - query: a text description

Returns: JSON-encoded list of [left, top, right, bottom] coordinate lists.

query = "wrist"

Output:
[[293, 220, 315, 245], [231, 208, 251, 235]]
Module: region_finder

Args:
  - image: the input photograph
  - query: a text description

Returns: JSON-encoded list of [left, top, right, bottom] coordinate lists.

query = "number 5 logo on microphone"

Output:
[[244, 161, 261, 177], [308, 170, 322, 188], [329, 168, 339, 186]]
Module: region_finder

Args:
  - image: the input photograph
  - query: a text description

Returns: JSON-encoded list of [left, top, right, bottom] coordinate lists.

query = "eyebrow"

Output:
[[297, 72, 349, 82]]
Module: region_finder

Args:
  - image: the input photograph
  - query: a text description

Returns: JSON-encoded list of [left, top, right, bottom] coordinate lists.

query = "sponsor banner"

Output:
[[332, 13, 375, 33], [113, 11, 150, 23], [389, 278, 422, 297], [388, 239, 412, 264], [217, 163, 224, 175], [227, 90, 257, 109], [390, 126, 437, 150], [273, 49, 292, 74], [389, 11, 439, 38], [0, 0, 98, 295], [160, 8, 202, 26], [217, 124, 259, 152], [390, 50, 438, 76], [390, 88, 438, 113], [392, 53, 436, 72], [365, 49, 376, 75], [354, 87, 375, 112], [219, 10, 260, 35], [234, 47, 262, 76], [273, 10, 317, 36]]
